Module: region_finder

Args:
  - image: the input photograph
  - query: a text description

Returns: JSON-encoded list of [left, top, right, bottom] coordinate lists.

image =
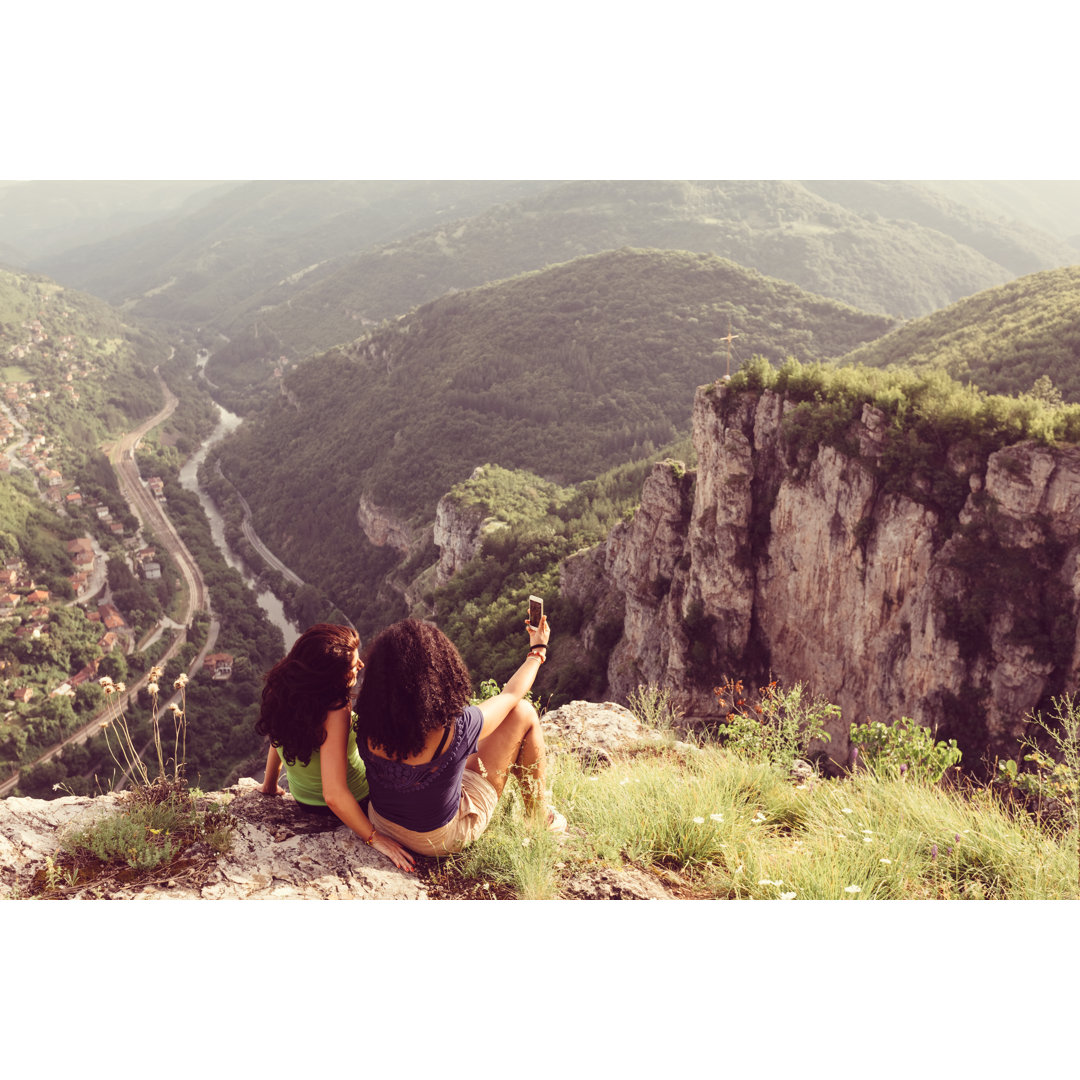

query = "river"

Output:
[[178, 401, 301, 650]]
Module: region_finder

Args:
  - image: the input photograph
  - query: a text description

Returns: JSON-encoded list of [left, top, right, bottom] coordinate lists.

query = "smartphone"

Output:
[[528, 595, 544, 630]]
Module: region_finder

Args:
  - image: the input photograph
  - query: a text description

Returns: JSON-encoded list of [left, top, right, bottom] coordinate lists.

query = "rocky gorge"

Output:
[[560, 380, 1080, 772]]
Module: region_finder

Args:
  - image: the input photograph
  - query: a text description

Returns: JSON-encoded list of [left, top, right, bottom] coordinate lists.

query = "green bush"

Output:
[[849, 717, 962, 784]]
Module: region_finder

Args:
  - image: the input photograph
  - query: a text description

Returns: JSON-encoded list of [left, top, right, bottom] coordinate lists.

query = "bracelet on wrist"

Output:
[[528, 649, 546, 664], [365, 830, 378, 846]]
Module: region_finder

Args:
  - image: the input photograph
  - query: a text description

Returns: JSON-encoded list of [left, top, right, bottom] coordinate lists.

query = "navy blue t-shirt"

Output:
[[360, 705, 483, 832]]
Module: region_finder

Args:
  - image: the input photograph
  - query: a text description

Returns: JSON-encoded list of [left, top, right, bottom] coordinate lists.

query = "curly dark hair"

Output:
[[353, 619, 472, 761], [255, 623, 360, 766]]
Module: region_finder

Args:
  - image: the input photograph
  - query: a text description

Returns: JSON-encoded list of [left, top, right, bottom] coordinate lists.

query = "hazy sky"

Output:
[[7, 2, 1077, 179]]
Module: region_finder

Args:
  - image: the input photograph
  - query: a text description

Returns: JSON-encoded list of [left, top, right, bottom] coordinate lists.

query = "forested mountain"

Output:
[[837, 266, 1080, 402], [0, 181, 235, 264], [29, 181, 1076, 376], [36, 180, 559, 327], [923, 180, 1080, 244], [232, 179, 1080, 360], [0, 267, 168, 442], [213, 247, 894, 634], [800, 180, 1077, 276]]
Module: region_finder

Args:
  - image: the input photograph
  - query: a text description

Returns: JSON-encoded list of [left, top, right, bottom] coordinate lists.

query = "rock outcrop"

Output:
[[0, 703, 677, 900], [356, 494, 414, 553], [432, 474, 509, 584], [563, 382, 1080, 769]]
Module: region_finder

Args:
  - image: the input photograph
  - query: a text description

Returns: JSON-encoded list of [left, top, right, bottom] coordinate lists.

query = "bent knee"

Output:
[[509, 699, 539, 729]]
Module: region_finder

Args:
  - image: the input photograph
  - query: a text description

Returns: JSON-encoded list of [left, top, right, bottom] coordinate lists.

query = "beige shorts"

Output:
[[367, 766, 500, 856]]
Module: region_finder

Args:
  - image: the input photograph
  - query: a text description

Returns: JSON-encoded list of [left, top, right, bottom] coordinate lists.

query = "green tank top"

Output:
[[278, 724, 369, 806]]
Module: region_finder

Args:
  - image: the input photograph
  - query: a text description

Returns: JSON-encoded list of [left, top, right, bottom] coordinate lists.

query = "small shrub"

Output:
[[714, 678, 835, 769], [849, 717, 962, 784]]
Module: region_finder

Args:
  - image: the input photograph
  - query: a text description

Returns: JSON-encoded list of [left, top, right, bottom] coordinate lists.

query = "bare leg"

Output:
[[465, 700, 547, 816]]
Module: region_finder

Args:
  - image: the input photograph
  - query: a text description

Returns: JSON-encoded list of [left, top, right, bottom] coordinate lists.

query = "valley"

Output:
[[3, 179, 1080, 802]]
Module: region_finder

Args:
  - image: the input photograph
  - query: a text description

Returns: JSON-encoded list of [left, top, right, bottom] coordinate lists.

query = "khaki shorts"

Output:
[[367, 767, 500, 856]]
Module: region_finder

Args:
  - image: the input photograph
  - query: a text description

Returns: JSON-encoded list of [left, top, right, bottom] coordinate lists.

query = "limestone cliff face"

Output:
[[563, 383, 1080, 768], [356, 493, 414, 553], [432, 475, 508, 585]]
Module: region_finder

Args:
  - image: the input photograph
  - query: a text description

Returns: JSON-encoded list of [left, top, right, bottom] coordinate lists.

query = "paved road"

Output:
[[0, 368, 217, 797]]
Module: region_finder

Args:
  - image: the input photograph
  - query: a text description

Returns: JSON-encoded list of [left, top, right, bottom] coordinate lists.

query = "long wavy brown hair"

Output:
[[256, 623, 360, 766], [353, 619, 472, 761]]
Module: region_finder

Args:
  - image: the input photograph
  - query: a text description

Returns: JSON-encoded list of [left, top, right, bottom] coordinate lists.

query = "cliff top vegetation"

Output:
[[838, 265, 1080, 402]]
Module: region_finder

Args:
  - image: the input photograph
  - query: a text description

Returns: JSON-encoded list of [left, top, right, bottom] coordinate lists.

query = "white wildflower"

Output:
[[692, 817, 705, 824], [844, 884, 862, 894], [841, 807, 854, 814], [879, 858, 892, 864], [780, 892, 797, 900], [709, 813, 723, 822]]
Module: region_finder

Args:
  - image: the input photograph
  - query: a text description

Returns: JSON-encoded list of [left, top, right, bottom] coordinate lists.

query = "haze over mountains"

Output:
[[5, 180, 1078, 366]]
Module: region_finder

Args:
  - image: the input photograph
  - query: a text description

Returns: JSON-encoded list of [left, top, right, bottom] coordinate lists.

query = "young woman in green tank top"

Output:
[[256, 623, 415, 872]]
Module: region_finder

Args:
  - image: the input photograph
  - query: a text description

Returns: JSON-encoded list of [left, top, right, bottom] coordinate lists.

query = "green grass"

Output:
[[439, 738, 1078, 900]]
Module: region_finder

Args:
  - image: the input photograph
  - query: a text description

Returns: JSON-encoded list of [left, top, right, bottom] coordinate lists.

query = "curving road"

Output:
[[0, 368, 219, 797]]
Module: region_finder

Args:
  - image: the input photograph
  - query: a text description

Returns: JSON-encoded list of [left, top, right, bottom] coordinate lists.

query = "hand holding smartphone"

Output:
[[528, 595, 544, 631]]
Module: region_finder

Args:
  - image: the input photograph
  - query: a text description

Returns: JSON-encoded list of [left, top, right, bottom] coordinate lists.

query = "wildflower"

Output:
[[147, 682, 159, 696], [587, 776, 599, 782], [692, 817, 705, 824], [521, 838, 532, 848], [862, 828, 873, 834], [863, 837, 873, 844], [780, 892, 797, 900], [796, 784, 807, 790], [931, 844, 938, 860], [752, 812, 766, 823], [99, 719, 110, 729], [758, 879, 775, 886], [52, 783, 62, 791], [149, 666, 164, 681], [954, 833, 961, 843], [115, 682, 126, 693], [841, 807, 853, 814], [879, 858, 892, 864], [899, 763, 908, 776], [844, 885, 862, 894], [619, 778, 630, 785], [98, 675, 113, 687], [174, 673, 188, 689], [167, 703, 182, 715], [709, 813, 723, 822]]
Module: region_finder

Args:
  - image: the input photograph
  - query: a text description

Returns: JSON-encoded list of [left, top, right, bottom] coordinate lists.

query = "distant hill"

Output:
[[801, 180, 1078, 276], [922, 180, 1080, 244], [34, 180, 1077, 368], [837, 266, 1080, 402], [0, 267, 167, 442], [226, 179, 1078, 359], [37, 180, 560, 327], [214, 247, 893, 632], [0, 181, 236, 263]]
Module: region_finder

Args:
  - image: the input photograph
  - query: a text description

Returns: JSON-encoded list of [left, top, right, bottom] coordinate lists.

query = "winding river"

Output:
[[178, 401, 301, 650]]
